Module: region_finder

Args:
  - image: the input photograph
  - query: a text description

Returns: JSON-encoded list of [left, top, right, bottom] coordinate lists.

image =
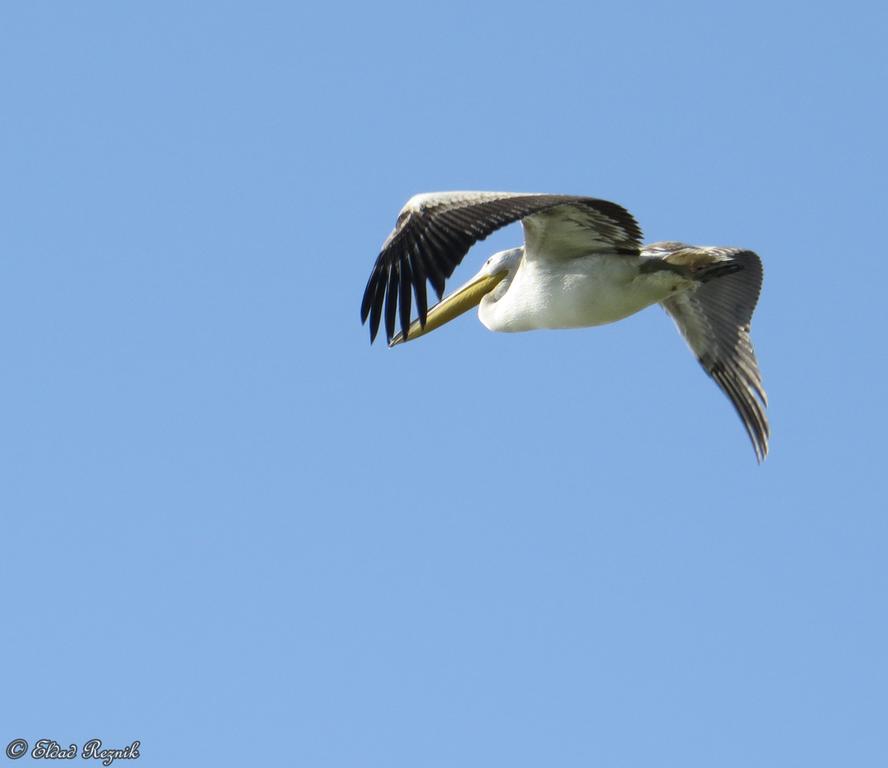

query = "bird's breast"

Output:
[[480, 254, 683, 332]]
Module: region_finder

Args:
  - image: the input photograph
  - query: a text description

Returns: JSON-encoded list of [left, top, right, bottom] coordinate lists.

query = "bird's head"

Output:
[[389, 247, 523, 347]]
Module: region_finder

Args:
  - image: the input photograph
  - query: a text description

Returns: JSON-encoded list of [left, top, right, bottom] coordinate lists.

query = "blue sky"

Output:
[[1, 1, 886, 766]]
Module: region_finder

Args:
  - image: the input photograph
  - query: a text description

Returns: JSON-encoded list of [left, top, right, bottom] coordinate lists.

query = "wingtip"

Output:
[[755, 442, 769, 464]]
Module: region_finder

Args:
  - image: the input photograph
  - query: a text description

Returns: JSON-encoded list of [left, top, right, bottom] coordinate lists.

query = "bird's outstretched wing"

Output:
[[361, 191, 642, 343], [661, 249, 769, 461]]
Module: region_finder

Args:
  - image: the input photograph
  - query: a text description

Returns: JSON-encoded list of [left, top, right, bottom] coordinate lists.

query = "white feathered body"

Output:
[[479, 251, 691, 333]]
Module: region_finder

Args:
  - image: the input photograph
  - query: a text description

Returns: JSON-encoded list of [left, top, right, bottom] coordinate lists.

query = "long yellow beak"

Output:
[[389, 270, 508, 347]]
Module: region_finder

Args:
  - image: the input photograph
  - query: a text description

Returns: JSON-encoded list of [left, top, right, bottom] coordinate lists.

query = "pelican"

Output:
[[361, 192, 768, 461]]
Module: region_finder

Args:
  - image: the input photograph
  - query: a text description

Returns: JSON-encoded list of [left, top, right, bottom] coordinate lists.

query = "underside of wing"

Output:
[[522, 201, 642, 261], [661, 249, 769, 461], [361, 191, 642, 343]]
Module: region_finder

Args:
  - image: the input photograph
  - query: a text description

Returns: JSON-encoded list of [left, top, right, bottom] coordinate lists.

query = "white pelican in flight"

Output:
[[361, 192, 769, 461]]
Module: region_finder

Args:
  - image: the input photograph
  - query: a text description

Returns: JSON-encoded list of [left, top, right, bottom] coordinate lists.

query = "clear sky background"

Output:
[[1, 2, 886, 766]]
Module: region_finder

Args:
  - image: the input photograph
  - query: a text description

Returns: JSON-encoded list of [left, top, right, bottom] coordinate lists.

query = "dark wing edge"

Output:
[[661, 249, 769, 462], [361, 192, 642, 344]]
